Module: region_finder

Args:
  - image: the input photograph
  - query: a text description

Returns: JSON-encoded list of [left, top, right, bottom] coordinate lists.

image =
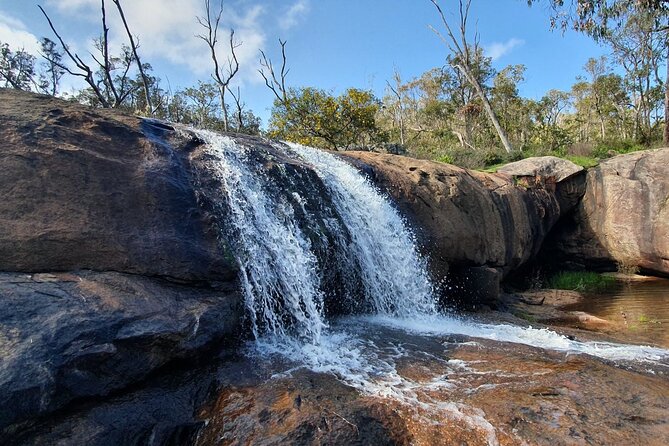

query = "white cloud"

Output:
[[484, 38, 524, 61], [0, 12, 41, 56], [279, 0, 310, 30], [43, 0, 268, 85]]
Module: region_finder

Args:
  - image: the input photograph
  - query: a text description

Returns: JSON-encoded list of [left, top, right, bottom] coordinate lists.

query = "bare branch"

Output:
[[100, 0, 121, 105], [428, 0, 513, 153], [38, 5, 111, 107], [111, 0, 154, 115], [196, 0, 241, 131], [258, 39, 289, 105]]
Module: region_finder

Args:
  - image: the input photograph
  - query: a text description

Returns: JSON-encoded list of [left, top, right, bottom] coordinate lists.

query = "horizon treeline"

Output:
[[1, 0, 666, 169]]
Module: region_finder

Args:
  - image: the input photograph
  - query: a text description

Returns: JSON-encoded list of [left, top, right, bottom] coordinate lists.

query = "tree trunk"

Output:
[[664, 43, 669, 144], [220, 87, 229, 132], [458, 65, 513, 153]]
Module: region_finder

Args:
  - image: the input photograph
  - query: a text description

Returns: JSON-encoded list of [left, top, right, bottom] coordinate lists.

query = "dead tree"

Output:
[[258, 39, 289, 107], [111, 0, 154, 115], [228, 85, 244, 131], [38, 5, 111, 107], [386, 69, 406, 145], [429, 0, 514, 153], [196, 0, 240, 132]]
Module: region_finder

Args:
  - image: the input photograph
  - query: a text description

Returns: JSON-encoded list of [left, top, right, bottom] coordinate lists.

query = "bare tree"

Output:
[[196, 0, 240, 132], [228, 85, 244, 131], [259, 39, 289, 107], [111, 0, 154, 115], [429, 0, 513, 153], [38, 5, 111, 107], [386, 69, 406, 145]]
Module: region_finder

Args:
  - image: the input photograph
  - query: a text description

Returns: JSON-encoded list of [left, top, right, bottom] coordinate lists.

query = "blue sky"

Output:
[[0, 0, 606, 125]]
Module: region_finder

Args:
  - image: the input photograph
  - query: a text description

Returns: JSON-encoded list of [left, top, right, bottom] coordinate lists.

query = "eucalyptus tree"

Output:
[[0, 42, 36, 90], [429, 0, 514, 153], [528, 0, 669, 142]]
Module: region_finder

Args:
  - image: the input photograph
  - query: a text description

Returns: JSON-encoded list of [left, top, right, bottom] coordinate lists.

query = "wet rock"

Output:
[[339, 152, 563, 282], [0, 270, 241, 433], [545, 148, 669, 276], [0, 89, 236, 282]]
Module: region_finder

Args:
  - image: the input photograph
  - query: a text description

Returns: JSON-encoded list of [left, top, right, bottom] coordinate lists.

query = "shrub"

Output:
[[591, 138, 645, 159], [547, 271, 615, 292]]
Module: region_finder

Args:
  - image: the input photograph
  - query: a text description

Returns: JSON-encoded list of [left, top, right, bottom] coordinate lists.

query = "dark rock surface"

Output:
[[0, 89, 236, 282], [544, 148, 669, 276], [0, 271, 241, 435], [339, 152, 571, 286]]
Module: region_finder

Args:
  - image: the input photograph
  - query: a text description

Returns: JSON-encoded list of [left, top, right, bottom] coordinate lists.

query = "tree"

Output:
[[528, 0, 669, 142], [111, 0, 154, 115], [269, 87, 387, 150], [183, 81, 220, 128], [0, 42, 36, 90], [196, 0, 241, 132], [429, 0, 514, 153], [37, 38, 65, 95]]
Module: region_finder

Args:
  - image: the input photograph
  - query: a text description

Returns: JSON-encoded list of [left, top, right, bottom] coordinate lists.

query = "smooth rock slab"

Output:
[[0, 270, 241, 432]]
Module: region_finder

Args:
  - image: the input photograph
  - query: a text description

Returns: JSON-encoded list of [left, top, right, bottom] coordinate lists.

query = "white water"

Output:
[[195, 130, 326, 342], [286, 142, 436, 317], [196, 131, 668, 443]]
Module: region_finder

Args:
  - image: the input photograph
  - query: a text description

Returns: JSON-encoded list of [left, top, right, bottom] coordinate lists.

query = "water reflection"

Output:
[[565, 278, 669, 347]]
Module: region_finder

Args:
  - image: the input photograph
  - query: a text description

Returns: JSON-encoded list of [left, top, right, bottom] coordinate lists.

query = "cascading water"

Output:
[[190, 129, 668, 444], [191, 129, 669, 362], [285, 142, 436, 318], [193, 130, 326, 343]]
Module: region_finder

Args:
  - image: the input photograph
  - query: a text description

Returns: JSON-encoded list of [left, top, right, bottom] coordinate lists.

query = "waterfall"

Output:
[[192, 129, 667, 367], [193, 131, 437, 342], [194, 130, 327, 342], [286, 142, 436, 318]]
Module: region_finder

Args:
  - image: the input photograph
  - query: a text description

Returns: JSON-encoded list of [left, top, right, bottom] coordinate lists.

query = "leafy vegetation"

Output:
[[0, 0, 666, 164], [547, 271, 616, 292]]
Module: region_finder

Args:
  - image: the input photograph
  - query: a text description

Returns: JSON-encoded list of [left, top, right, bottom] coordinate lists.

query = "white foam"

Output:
[[358, 314, 669, 364]]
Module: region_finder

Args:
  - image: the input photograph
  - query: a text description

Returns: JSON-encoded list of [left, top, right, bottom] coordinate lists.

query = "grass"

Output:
[[547, 271, 615, 293], [565, 155, 599, 169], [480, 162, 506, 173]]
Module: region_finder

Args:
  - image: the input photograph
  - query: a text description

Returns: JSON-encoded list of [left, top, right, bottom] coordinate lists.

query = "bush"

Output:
[[547, 271, 615, 293], [591, 138, 645, 159]]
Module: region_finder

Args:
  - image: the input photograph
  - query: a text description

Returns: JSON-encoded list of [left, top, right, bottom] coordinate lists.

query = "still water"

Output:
[[566, 278, 669, 347]]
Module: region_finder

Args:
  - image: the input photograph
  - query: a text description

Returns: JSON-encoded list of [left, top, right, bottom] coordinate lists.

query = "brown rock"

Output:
[[498, 156, 584, 183], [0, 89, 235, 281], [498, 155, 587, 212], [339, 152, 563, 280], [547, 148, 669, 276]]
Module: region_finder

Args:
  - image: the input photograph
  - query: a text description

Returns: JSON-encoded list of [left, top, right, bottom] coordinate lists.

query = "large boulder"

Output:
[[0, 89, 235, 281], [545, 148, 669, 276], [0, 270, 241, 433], [498, 156, 586, 212], [0, 90, 244, 440], [339, 153, 579, 290]]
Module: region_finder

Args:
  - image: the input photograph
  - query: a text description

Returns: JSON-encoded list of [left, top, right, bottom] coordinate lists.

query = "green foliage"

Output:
[[269, 87, 387, 150], [565, 155, 599, 168], [547, 271, 615, 292], [591, 138, 645, 159], [0, 42, 36, 90]]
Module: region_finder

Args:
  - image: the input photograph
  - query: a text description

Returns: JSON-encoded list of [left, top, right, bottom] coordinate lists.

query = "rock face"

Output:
[[545, 149, 669, 276], [339, 153, 582, 296], [0, 89, 235, 281], [498, 156, 586, 212], [0, 90, 243, 441], [0, 271, 241, 432]]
